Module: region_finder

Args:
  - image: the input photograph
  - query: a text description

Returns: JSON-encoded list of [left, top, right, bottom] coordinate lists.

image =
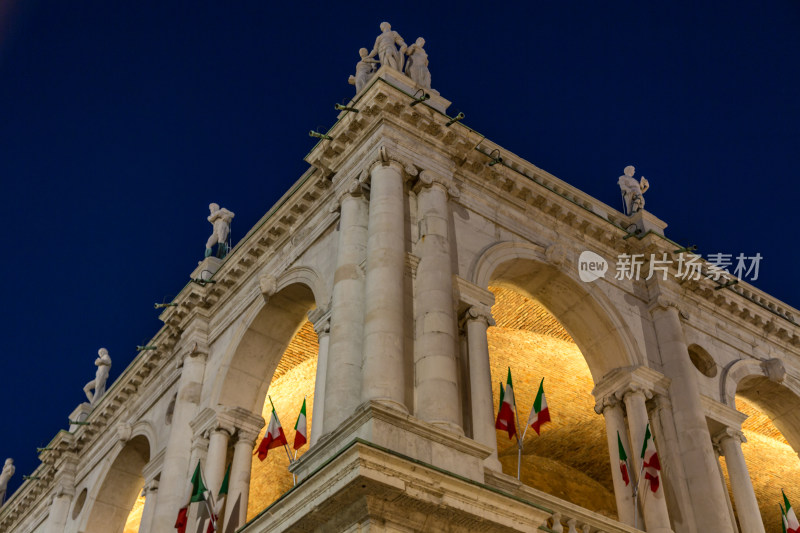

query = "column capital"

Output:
[[594, 393, 623, 415], [461, 305, 495, 328], [617, 382, 654, 402], [143, 478, 159, 495], [416, 169, 461, 199], [648, 293, 682, 314], [591, 366, 670, 408], [307, 306, 332, 337], [190, 407, 236, 440], [713, 427, 746, 449]]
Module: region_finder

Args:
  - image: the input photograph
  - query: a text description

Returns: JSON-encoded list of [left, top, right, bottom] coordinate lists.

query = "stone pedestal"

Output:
[[68, 403, 92, 432], [192, 256, 223, 281]]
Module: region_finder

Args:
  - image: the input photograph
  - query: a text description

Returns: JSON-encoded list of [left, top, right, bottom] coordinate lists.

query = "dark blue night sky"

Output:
[[1, 1, 798, 497]]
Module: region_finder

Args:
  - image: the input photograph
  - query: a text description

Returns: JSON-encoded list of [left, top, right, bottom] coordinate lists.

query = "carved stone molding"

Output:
[[259, 274, 277, 298], [762, 358, 787, 383], [461, 305, 496, 328], [544, 243, 568, 266], [308, 306, 332, 337], [648, 293, 682, 314], [593, 393, 623, 415], [712, 427, 746, 453], [417, 169, 461, 198], [591, 366, 670, 408]]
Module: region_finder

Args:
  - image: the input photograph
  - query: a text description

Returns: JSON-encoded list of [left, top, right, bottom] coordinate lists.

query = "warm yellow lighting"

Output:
[[122, 489, 145, 533]]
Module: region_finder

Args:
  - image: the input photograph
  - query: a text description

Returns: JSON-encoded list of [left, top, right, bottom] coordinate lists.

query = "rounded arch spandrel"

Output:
[[211, 275, 321, 413], [470, 241, 641, 379]]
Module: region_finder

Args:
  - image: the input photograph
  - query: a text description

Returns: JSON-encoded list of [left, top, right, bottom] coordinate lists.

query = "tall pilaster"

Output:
[[324, 179, 368, 433], [361, 159, 407, 411], [715, 429, 765, 533], [413, 170, 461, 432], [308, 308, 330, 445], [595, 395, 638, 527], [44, 454, 76, 533], [650, 295, 733, 532], [151, 344, 208, 531], [621, 385, 673, 533], [463, 305, 501, 469]]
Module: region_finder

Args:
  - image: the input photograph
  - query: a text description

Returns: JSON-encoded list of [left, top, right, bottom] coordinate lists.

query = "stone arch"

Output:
[[80, 435, 150, 533], [728, 360, 800, 453], [471, 241, 639, 380], [212, 278, 320, 413]]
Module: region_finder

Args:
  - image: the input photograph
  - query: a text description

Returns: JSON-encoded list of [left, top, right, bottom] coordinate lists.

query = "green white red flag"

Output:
[[784, 490, 800, 533], [293, 398, 308, 450], [175, 461, 207, 533], [526, 378, 550, 435], [257, 407, 288, 460], [783, 504, 789, 533], [617, 431, 630, 486], [495, 368, 517, 439], [205, 464, 230, 533], [640, 423, 661, 493]]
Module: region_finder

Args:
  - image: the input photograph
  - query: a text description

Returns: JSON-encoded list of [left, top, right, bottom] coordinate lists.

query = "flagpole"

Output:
[[268, 395, 295, 464], [514, 392, 523, 480]]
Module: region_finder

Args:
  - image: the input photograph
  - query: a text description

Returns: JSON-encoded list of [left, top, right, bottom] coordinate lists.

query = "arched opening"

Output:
[[472, 243, 640, 519], [489, 286, 618, 518], [725, 378, 800, 529], [83, 435, 150, 533], [247, 318, 319, 519], [211, 279, 322, 523]]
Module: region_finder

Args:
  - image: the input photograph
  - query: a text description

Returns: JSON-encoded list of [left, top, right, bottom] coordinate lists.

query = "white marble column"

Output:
[[361, 160, 407, 411], [715, 429, 765, 533], [225, 426, 261, 532], [621, 386, 672, 533], [205, 426, 231, 497], [596, 396, 638, 526], [138, 480, 158, 533], [324, 180, 368, 433], [463, 305, 501, 469], [309, 311, 330, 445], [650, 296, 733, 532], [151, 350, 208, 531], [414, 172, 461, 432]]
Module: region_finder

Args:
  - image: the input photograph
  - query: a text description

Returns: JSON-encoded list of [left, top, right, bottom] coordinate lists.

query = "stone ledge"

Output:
[[291, 400, 492, 483], [245, 439, 550, 532]]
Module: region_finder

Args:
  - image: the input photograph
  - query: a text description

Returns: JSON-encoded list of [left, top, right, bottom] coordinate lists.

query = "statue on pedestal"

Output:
[[367, 22, 407, 72], [0, 458, 13, 503], [618, 165, 650, 215], [404, 37, 431, 89], [205, 203, 235, 259], [348, 48, 379, 93], [83, 348, 112, 406]]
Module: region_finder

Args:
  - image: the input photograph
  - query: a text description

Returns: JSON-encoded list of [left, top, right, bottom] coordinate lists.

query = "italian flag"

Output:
[[175, 461, 207, 533], [783, 504, 789, 533], [257, 407, 288, 461], [640, 423, 661, 493], [617, 431, 630, 486], [205, 464, 230, 533], [293, 398, 308, 450], [785, 490, 800, 533], [494, 368, 517, 439], [526, 378, 550, 435]]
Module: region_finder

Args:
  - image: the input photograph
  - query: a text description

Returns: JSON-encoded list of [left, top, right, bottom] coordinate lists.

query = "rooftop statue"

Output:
[[83, 348, 112, 406], [348, 48, 379, 93], [205, 203, 235, 259], [367, 22, 407, 72], [0, 458, 13, 504], [618, 165, 649, 215], [404, 37, 431, 89]]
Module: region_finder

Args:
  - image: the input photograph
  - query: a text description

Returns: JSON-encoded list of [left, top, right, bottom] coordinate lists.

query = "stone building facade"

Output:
[[1, 46, 798, 533]]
